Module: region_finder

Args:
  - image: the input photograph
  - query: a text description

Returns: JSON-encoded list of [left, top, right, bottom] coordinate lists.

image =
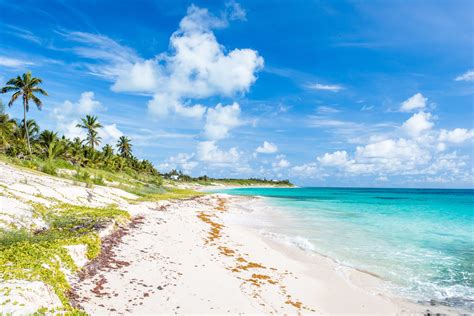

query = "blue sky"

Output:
[[0, 0, 473, 187]]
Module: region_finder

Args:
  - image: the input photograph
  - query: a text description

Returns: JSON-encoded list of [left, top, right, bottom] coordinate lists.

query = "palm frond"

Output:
[[8, 91, 22, 107], [0, 86, 19, 94], [30, 94, 43, 109], [31, 87, 48, 96]]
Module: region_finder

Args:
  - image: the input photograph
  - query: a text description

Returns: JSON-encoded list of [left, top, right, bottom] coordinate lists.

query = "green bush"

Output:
[[41, 162, 57, 176]]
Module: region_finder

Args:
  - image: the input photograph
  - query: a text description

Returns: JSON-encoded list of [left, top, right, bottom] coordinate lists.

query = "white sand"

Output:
[[0, 162, 449, 314], [71, 195, 434, 315]]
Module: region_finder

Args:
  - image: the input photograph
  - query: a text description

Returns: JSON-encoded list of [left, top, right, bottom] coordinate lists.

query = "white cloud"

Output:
[[58, 120, 86, 140], [317, 106, 340, 114], [162, 152, 199, 173], [401, 111, 434, 137], [0, 56, 34, 68], [54, 91, 103, 120], [197, 141, 240, 164], [112, 60, 158, 92], [203, 102, 241, 140], [256, 141, 278, 154], [291, 163, 318, 175], [299, 98, 473, 184], [439, 128, 474, 144], [307, 83, 343, 92], [272, 158, 290, 169], [64, 5, 263, 120], [99, 124, 124, 145], [308, 116, 359, 128], [52, 92, 122, 145], [455, 70, 474, 82], [317, 150, 350, 167], [225, 0, 247, 21], [355, 139, 431, 171], [400, 93, 427, 112]]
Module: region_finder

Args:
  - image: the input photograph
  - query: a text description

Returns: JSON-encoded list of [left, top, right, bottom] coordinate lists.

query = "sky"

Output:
[[0, 0, 473, 188]]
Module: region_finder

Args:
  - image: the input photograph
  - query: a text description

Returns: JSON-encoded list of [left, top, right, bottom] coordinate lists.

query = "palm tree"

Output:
[[76, 115, 102, 150], [0, 72, 48, 154], [38, 130, 58, 147], [46, 140, 66, 161], [117, 136, 132, 158], [0, 103, 16, 152], [16, 119, 40, 141], [66, 137, 84, 165]]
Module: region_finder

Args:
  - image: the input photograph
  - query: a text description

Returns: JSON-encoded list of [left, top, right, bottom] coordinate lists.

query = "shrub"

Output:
[[41, 162, 57, 176]]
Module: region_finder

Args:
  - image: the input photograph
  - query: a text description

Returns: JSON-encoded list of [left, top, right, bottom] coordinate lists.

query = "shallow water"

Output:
[[218, 187, 474, 310]]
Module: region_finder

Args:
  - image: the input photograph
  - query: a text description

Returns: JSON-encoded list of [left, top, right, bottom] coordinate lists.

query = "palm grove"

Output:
[[0, 72, 158, 176]]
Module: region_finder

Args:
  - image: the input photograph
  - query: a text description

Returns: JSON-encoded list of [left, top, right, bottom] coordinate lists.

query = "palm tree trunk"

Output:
[[23, 96, 32, 155]]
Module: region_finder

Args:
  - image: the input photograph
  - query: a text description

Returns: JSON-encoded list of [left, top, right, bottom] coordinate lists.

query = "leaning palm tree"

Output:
[[76, 115, 102, 150], [117, 136, 132, 158], [0, 71, 48, 154]]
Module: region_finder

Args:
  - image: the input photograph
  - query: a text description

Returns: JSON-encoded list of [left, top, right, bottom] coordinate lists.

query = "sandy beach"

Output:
[[0, 162, 452, 314]]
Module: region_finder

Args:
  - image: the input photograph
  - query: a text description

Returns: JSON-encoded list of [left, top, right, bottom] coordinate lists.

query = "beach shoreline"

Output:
[[71, 193, 456, 314], [0, 162, 462, 314]]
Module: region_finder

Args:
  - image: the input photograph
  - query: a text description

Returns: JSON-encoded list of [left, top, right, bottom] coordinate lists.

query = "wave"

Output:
[[259, 230, 316, 252]]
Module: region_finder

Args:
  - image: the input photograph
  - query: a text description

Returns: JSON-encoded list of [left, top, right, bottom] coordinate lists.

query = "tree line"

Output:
[[0, 71, 158, 176]]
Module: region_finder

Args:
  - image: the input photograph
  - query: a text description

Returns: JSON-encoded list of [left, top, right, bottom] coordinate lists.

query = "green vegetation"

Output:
[[136, 187, 205, 202], [0, 203, 128, 310], [163, 170, 293, 186], [0, 72, 160, 182], [0, 71, 48, 154]]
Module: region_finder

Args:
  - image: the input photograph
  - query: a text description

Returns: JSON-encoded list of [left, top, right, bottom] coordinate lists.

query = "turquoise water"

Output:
[[219, 187, 474, 310]]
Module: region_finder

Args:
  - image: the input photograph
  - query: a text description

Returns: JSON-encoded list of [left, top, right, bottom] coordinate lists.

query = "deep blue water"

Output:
[[218, 187, 474, 310]]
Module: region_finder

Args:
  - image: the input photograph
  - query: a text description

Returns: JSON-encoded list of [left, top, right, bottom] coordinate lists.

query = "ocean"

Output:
[[217, 187, 474, 310]]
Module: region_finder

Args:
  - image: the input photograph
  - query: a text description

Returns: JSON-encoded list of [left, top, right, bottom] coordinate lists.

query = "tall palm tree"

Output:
[[0, 72, 48, 154], [117, 136, 132, 158], [76, 115, 102, 150]]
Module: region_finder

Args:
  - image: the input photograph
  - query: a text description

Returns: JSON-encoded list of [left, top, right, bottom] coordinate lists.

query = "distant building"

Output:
[[170, 175, 179, 180]]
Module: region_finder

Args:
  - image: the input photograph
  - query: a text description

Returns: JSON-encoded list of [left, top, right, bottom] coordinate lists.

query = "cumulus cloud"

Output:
[[401, 111, 434, 137], [400, 93, 427, 112], [310, 103, 473, 184], [197, 141, 240, 164], [99, 123, 123, 145], [54, 92, 103, 120], [439, 128, 474, 144], [160, 153, 198, 173], [307, 83, 343, 92], [455, 70, 474, 82], [272, 158, 290, 169], [203, 102, 241, 140], [63, 4, 263, 119], [291, 163, 318, 176], [317, 150, 350, 166], [52, 92, 123, 145], [256, 141, 278, 154]]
